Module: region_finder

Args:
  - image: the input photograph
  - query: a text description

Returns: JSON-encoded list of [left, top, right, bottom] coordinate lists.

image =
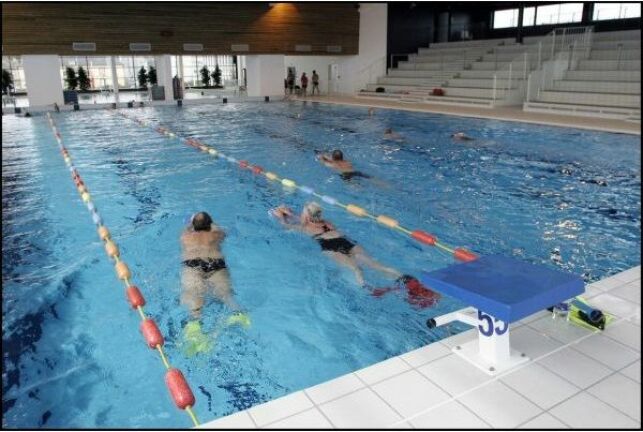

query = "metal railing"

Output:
[[359, 55, 387, 89], [493, 26, 594, 106], [525, 26, 642, 108]]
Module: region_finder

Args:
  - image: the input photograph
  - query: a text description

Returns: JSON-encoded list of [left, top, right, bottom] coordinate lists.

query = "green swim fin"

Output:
[[183, 320, 213, 356], [226, 312, 251, 329], [568, 297, 613, 332]]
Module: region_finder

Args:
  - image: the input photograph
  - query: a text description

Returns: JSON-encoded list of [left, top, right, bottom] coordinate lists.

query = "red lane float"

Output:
[[252, 165, 264, 175], [140, 318, 164, 348], [454, 247, 478, 262], [238, 160, 249, 169], [126, 285, 146, 309], [165, 369, 196, 410], [411, 230, 437, 246]]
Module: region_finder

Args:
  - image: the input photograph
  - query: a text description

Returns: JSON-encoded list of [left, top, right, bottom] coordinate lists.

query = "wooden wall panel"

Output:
[[2, 2, 359, 55]]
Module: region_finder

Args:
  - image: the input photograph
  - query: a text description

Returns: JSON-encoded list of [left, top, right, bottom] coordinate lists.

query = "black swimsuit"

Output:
[[340, 171, 370, 181], [313, 224, 356, 255], [183, 258, 227, 274]]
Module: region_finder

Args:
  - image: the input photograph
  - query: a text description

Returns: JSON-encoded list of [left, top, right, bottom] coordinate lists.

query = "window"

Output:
[[493, 8, 519, 29], [60, 56, 114, 90], [523, 7, 536, 26], [593, 2, 641, 20], [536, 3, 584, 25], [114, 56, 156, 89], [2, 56, 27, 93], [178, 55, 237, 87]]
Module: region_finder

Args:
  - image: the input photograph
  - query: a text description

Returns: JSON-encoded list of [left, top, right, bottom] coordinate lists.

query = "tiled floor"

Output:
[[199, 266, 640, 429], [291, 95, 641, 136]]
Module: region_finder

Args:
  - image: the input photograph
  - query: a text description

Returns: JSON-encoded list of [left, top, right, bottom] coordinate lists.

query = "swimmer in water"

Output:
[[451, 132, 474, 141], [368, 107, 375, 117], [181, 212, 249, 353], [181, 212, 242, 317], [316, 149, 371, 181], [383, 127, 404, 141], [271, 202, 400, 286]]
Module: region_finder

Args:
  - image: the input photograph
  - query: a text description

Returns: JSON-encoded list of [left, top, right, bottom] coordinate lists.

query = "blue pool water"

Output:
[[2, 102, 640, 428]]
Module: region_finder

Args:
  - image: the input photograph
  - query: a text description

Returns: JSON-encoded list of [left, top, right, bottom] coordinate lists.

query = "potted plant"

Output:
[[137, 66, 148, 89], [211, 65, 222, 88], [147, 66, 165, 100], [2, 69, 14, 95], [148, 66, 157, 86], [63, 66, 79, 104], [200, 66, 211, 87], [77, 67, 91, 92]]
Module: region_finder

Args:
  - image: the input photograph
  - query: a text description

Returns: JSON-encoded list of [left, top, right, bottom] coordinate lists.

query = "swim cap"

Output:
[[192, 212, 213, 231], [332, 150, 343, 161]]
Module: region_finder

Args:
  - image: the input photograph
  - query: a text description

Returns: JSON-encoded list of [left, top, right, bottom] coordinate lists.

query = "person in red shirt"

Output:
[[300, 72, 308, 97]]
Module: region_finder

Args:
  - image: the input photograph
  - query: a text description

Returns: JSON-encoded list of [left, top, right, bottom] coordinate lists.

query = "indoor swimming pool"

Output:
[[2, 101, 640, 428]]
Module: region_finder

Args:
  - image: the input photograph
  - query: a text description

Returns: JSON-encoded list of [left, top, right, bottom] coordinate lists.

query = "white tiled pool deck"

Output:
[[200, 265, 641, 429]]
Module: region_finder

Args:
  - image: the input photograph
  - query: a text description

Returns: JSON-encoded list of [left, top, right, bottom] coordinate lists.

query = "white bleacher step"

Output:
[[458, 70, 519, 79], [524, 100, 641, 120], [428, 38, 515, 49], [398, 62, 475, 71], [551, 79, 640, 94], [387, 69, 458, 78], [536, 90, 640, 109], [439, 86, 508, 99], [577, 59, 640, 71], [410, 55, 480, 64], [591, 40, 641, 50], [470, 61, 517, 71], [446, 78, 523, 89], [423, 94, 494, 106], [592, 30, 641, 42], [376, 76, 447, 86], [589, 49, 641, 61], [564, 70, 641, 82], [365, 83, 422, 92]]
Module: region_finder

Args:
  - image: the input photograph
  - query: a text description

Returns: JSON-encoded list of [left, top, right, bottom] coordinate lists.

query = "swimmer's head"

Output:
[[384, 128, 392, 134], [303, 202, 323, 222], [192, 212, 213, 231], [331, 150, 344, 161]]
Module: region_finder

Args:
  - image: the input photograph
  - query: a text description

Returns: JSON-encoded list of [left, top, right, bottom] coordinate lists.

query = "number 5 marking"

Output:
[[478, 310, 508, 336]]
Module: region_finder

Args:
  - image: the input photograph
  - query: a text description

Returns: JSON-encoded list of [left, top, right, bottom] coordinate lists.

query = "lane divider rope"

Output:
[[113, 111, 478, 263], [45, 112, 200, 428]]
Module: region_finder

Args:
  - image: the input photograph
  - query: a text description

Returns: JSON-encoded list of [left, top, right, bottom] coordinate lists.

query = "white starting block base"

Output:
[[433, 307, 530, 376], [453, 339, 530, 376]]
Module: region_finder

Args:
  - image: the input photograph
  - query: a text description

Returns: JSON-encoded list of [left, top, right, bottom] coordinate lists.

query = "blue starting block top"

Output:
[[421, 254, 584, 323]]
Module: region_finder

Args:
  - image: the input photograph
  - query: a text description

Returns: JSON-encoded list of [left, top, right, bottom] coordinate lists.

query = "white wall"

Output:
[[22, 55, 64, 107], [245, 55, 285, 98], [335, 3, 388, 95]]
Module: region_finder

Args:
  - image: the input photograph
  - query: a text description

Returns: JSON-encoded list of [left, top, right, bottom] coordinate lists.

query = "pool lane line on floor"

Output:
[[45, 112, 200, 428], [113, 110, 478, 264]]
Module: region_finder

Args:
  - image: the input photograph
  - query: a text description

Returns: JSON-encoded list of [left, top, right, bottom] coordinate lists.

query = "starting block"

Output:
[[423, 254, 584, 375]]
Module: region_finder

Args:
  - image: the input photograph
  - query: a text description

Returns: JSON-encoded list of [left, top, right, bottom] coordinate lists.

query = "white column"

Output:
[[154, 55, 174, 101], [177, 55, 185, 93], [245, 55, 285, 98], [110, 56, 120, 104], [336, 3, 388, 95], [22, 55, 64, 108]]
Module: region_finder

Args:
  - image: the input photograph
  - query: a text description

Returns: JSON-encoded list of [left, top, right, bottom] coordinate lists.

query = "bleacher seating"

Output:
[[524, 29, 641, 120], [359, 37, 536, 106], [359, 29, 641, 120]]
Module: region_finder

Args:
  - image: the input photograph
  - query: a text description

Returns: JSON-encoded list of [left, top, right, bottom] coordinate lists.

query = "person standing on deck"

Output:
[[300, 72, 309, 97], [311, 70, 320, 95]]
